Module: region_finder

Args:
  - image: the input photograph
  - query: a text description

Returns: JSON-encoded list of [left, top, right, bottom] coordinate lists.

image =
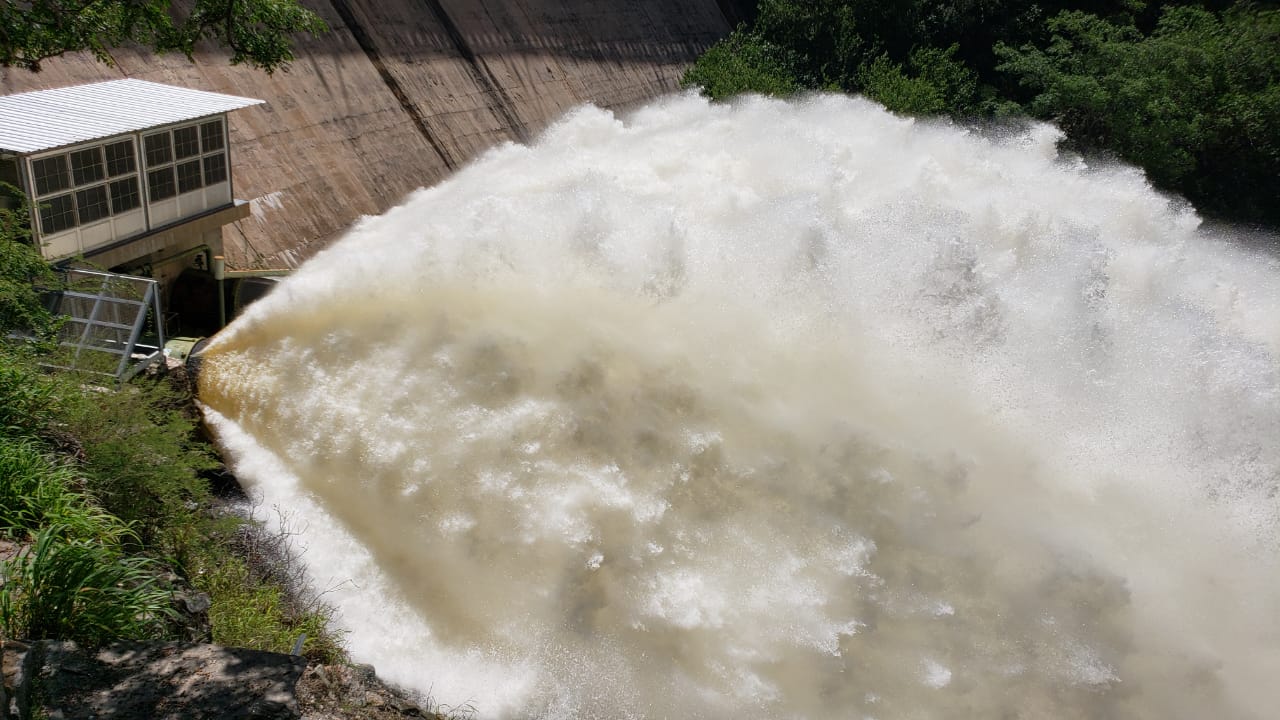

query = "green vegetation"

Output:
[[0, 4, 345, 662], [0, 214, 340, 661], [199, 553, 342, 660], [1, 525, 173, 646], [682, 0, 1280, 227], [681, 29, 799, 100], [0, 192, 59, 340], [0, 0, 327, 73], [996, 6, 1280, 226], [0, 440, 118, 541]]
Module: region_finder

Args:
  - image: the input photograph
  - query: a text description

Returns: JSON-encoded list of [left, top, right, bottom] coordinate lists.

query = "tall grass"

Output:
[[0, 525, 174, 646], [0, 438, 121, 541], [197, 553, 342, 663]]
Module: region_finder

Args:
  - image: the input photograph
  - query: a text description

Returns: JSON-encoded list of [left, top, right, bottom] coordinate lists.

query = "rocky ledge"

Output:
[[1, 640, 436, 720]]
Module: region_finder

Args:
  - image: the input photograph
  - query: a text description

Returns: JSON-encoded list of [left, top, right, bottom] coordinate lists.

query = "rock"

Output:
[[2, 639, 32, 719], [14, 640, 306, 719], [180, 592, 213, 615], [390, 696, 424, 717], [294, 661, 436, 720], [0, 539, 21, 563], [168, 581, 213, 643]]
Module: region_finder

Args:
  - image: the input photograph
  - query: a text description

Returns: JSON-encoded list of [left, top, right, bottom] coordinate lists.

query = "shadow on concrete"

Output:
[[304, 0, 747, 65]]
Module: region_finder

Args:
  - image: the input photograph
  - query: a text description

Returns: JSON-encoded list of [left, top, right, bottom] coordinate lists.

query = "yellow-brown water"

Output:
[[199, 93, 1280, 719]]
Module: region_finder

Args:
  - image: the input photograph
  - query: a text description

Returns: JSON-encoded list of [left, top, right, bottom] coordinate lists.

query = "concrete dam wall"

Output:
[[1, 0, 744, 267]]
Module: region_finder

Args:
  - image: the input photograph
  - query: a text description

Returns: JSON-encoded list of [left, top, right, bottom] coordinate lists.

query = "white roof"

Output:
[[0, 79, 264, 154]]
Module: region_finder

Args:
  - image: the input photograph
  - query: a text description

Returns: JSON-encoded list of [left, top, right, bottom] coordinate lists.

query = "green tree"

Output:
[[996, 6, 1280, 224], [680, 28, 800, 100], [859, 55, 946, 114], [752, 0, 920, 88], [858, 44, 984, 116], [0, 0, 327, 73]]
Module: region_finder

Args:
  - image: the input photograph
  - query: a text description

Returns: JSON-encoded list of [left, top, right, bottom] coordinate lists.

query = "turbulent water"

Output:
[[198, 93, 1280, 719]]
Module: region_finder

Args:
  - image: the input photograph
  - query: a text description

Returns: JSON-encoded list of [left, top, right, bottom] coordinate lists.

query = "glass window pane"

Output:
[[202, 153, 227, 185], [174, 126, 200, 159], [109, 177, 140, 213], [0, 159, 19, 211], [38, 193, 76, 234], [32, 156, 70, 195], [147, 167, 175, 201], [144, 133, 171, 167], [70, 147, 105, 186], [0, 158, 18, 187], [104, 140, 136, 176], [75, 185, 109, 223], [177, 160, 203, 194], [200, 120, 225, 152]]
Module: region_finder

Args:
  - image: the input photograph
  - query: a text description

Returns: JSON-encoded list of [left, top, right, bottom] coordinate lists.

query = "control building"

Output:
[[0, 79, 262, 292]]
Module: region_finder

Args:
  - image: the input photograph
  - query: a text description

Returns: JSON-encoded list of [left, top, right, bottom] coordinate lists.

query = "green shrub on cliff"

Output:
[[197, 552, 343, 663], [0, 346, 342, 656], [0, 194, 59, 341], [56, 374, 220, 552], [680, 28, 800, 100]]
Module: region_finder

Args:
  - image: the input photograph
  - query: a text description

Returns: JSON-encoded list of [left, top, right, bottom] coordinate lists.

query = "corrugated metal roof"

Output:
[[0, 79, 264, 154]]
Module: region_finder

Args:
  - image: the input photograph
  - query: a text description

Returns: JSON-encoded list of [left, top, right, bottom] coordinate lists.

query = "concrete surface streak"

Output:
[[0, 1, 735, 268]]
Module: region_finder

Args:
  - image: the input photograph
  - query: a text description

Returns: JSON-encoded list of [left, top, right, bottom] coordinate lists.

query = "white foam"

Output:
[[200, 92, 1280, 719]]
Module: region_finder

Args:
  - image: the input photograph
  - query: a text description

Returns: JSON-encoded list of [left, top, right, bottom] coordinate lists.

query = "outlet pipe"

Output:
[[211, 256, 292, 328]]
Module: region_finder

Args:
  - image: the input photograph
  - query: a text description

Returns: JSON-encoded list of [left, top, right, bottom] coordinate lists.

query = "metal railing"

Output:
[[43, 268, 166, 382]]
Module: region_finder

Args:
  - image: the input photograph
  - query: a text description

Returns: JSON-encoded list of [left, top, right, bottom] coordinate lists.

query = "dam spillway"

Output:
[[198, 94, 1280, 719]]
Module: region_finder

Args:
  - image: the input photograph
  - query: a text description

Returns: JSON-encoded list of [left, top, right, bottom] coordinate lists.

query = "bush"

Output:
[[0, 193, 59, 339], [56, 373, 219, 550], [0, 349, 59, 439], [0, 345, 345, 660], [682, 28, 800, 99], [860, 54, 946, 114]]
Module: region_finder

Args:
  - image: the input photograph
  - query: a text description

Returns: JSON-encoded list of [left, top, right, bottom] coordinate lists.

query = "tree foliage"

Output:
[[0, 192, 59, 339], [997, 5, 1280, 224], [679, 27, 799, 100], [682, 0, 1280, 227], [0, 0, 327, 73]]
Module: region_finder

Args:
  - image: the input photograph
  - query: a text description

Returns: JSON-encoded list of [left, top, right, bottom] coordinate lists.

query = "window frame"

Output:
[[25, 114, 232, 241], [28, 135, 144, 239], [142, 116, 230, 202]]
